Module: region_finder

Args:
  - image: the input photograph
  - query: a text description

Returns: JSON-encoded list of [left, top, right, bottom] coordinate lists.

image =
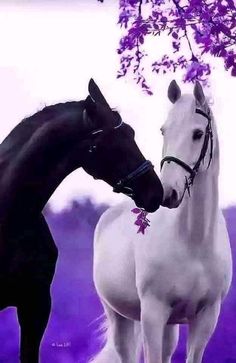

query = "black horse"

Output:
[[0, 79, 163, 362]]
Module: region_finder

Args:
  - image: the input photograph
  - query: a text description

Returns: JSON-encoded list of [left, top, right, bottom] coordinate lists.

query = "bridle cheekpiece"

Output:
[[160, 107, 213, 197]]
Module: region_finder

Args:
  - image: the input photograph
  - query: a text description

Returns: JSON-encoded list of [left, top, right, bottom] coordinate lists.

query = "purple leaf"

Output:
[[132, 208, 141, 214], [231, 66, 236, 77], [132, 208, 150, 234], [172, 32, 178, 39]]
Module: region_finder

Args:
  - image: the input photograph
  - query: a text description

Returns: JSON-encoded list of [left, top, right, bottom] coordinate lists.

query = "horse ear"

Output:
[[194, 81, 206, 107], [84, 95, 96, 114], [83, 96, 96, 128], [168, 80, 181, 104], [88, 78, 110, 108]]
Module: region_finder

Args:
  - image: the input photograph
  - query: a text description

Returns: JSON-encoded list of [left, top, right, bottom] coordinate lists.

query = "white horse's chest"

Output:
[[134, 213, 231, 318]]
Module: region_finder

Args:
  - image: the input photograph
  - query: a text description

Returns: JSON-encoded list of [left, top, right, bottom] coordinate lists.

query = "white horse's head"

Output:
[[160, 80, 218, 209]]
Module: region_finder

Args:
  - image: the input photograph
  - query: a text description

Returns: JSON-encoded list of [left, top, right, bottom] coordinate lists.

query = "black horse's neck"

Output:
[[0, 101, 87, 222]]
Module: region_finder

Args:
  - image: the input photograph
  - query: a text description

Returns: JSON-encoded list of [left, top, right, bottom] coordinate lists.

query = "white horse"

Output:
[[91, 81, 232, 363]]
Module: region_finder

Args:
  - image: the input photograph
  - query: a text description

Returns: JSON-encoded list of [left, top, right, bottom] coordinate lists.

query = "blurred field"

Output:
[[0, 199, 235, 363]]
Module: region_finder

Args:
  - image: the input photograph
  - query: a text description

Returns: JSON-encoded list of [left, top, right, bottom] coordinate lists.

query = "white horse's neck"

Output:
[[176, 138, 219, 246]]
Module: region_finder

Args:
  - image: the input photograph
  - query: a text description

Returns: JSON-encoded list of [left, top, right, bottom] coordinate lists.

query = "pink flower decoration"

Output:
[[131, 208, 150, 234]]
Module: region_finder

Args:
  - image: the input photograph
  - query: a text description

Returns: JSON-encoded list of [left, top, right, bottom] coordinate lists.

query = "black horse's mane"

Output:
[[0, 101, 84, 163]]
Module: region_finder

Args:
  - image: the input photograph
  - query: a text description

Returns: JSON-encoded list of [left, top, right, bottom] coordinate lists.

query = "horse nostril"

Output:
[[171, 189, 178, 202], [162, 186, 178, 208]]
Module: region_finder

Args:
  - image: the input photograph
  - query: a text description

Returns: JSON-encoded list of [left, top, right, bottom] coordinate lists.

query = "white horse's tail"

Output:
[[89, 309, 142, 363], [89, 314, 117, 363]]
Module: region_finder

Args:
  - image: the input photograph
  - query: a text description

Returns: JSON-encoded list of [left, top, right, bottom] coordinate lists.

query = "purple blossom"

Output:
[[132, 208, 150, 234], [184, 60, 211, 83], [109, 0, 236, 93]]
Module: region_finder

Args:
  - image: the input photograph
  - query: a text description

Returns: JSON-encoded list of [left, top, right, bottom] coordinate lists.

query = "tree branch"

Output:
[[138, 0, 143, 17]]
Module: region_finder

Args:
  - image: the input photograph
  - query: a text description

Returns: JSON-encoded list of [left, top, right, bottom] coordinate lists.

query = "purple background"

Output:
[[0, 199, 235, 363]]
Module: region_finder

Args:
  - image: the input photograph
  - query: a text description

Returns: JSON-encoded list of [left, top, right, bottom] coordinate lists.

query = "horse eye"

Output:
[[160, 127, 164, 135], [193, 129, 204, 141]]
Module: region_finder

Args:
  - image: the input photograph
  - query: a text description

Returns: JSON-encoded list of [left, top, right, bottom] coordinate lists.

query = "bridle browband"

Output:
[[84, 110, 154, 197], [160, 107, 213, 197], [90, 116, 124, 137]]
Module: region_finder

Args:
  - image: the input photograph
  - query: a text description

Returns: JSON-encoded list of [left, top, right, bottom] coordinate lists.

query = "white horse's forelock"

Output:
[[166, 94, 202, 127]]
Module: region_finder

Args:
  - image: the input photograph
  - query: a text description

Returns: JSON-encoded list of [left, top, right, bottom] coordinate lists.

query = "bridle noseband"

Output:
[[112, 160, 154, 197], [85, 111, 154, 198], [160, 108, 213, 197]]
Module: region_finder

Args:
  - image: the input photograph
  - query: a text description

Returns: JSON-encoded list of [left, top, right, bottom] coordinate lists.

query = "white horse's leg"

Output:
[[111, 309, 140, 363], [186, 302, 220, 363], [141, 297, 170, 363], [162, 325, 179, 363], [92, 302, 140, 363]]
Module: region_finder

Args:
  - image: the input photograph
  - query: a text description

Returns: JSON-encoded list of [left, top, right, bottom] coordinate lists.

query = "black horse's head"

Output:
[[80, 79, 163, 213]]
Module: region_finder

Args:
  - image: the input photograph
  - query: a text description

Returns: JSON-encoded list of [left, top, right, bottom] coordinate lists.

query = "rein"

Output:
[[84, 110, 154, 198], [160, 108, 213, 197]]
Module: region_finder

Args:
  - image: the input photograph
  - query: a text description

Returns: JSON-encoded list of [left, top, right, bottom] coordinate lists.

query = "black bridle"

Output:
[[160, 108, 213, 197], [112, 160, 154, 197], [85, 112, 154, 198]]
